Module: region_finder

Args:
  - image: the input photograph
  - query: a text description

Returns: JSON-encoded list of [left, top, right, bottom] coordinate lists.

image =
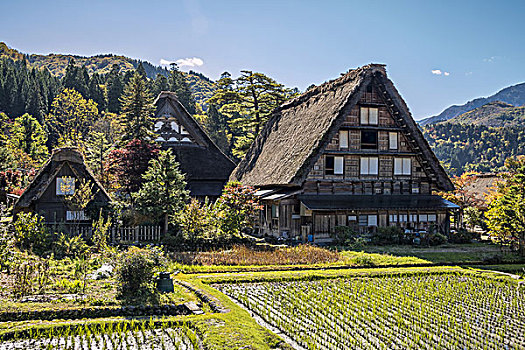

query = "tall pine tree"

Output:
[[119, 70, 155, 143]]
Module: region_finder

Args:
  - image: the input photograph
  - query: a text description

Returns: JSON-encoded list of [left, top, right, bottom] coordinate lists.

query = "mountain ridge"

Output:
[[438, 100, 525, 128], [419, 82, 525, 126], [0, 41, 216, 107]]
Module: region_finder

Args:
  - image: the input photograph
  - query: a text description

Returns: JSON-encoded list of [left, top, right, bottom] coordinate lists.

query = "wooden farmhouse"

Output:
[[153, 91, 236, 200], [231, 64, 459, 243], [14, 147, 111, 234]]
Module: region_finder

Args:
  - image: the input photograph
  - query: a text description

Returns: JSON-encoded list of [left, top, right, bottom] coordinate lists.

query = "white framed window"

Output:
[[334, 156, 344, 175], [399, 214, 408, 222], [339, 130, 349, 149], [389, 132, 398, 150], [368, 215, 378, 226], [348, 215, 357, 222], [360, 157, 379, 175], [66, 211, 87, 221], [394, 158, 411, 175], [389, 214, 398, 223], [56, 177, 75, 195], [419, 214, 428, 222], [428, 214, 437, 222], [409, 214, 418, 222], [360, 107, 378, 125]]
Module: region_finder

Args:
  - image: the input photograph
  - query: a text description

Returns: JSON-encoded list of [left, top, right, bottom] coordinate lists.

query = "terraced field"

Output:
[[217, 273, 525, 350]]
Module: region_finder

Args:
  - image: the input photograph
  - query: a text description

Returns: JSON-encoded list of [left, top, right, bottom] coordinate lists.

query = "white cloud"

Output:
[[160, 57, 204, 67], [431, 69, 450, 76], [483, 56, 497, 63], [465, 71, 473, 76]]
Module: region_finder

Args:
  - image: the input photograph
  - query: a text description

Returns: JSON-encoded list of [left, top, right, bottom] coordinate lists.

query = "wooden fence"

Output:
[[110, 225, 163, 244], [58, 224, 163, 244]]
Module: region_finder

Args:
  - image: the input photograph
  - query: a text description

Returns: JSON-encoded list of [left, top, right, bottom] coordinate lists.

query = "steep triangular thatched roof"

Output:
[[231, 64, 454, 191], [154, 91, 236, 182], [15, 147, 111, 209]]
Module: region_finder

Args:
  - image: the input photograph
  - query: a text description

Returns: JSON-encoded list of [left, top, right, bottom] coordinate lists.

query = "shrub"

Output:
[[449, 228, 476, 244], [13, 212, 53, 255], [332, 226, 360, 246], [54, 233, 89, 259], [372, 226, 403, 245], [115, 246, 166, 303], [428, 232, 448, 246]]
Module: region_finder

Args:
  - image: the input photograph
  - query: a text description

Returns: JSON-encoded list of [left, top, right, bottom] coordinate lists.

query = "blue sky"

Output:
[[1, 0, 524, 119]]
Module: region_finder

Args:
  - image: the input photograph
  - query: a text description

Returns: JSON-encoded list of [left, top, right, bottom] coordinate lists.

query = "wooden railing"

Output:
[[110, 226, 163, 244], [50, 223, 163, 244]]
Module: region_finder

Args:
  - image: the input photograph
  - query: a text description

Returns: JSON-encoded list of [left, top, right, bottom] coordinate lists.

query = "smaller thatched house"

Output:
[[153, 91, 236, 200], [14, 148, 111, 232]]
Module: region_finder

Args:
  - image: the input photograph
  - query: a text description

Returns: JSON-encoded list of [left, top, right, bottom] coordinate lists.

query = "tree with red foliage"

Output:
[[104, 139, 159, 204]]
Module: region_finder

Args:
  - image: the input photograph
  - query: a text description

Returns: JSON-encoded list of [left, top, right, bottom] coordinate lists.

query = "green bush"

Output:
[[372, 226, 403, 245], [115, 246, 166, 303], [54, 233, 88, 259], [13, 212, 53, 255], [449, 228, 476, 244], [428, 232, 448, 246], [332, 226, 359, 246]]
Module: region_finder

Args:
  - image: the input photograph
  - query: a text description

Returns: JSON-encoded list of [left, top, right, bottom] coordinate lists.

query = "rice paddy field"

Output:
[[216, 272, 525, 350], [0, 321, 201, 350]]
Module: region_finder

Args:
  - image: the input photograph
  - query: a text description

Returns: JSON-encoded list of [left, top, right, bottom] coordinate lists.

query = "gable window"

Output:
[[56, 177, 75, 195], [360, 107, 378, 125], [394, 158, 411, 175], [339, 130, 349, 149], [389, 132, 398, 150], [361, 131, 378, 149], [325, 156, 344, 175], [360, 157, 378, 175]]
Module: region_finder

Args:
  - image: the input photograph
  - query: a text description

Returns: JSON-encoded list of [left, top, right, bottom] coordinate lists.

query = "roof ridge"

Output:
[[279, 63, 386, 111]]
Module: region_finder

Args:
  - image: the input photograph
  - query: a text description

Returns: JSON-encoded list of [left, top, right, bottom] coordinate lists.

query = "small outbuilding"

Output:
[[14, 147, 111, 233]]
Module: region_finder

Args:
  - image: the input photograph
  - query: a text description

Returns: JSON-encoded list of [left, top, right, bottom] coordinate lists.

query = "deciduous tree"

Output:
[[45, 88, 98, 147], [485, 156, 525, 256]]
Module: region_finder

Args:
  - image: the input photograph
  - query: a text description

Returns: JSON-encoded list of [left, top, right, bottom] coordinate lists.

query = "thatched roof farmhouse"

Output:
[[231, 64, 458, 242], [153, 91, 236, 199]]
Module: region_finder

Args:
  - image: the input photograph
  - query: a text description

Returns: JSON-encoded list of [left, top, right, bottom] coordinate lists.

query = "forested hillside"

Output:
[[422, 100, 525, 175], [0, 42, 215, 108], [423, 123, 525, 175]]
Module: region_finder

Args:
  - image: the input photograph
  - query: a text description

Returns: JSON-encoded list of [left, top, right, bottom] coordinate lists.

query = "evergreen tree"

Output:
[[106, 64, 123, 113], [205, 104, 231, 155], [88, 73, 106, 111], [168, 63, 197, 115], [134, 149, 189, 232], [119, 71, 155, 143], [152, 73, 168, 97], [209, 70, 297, 158]]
